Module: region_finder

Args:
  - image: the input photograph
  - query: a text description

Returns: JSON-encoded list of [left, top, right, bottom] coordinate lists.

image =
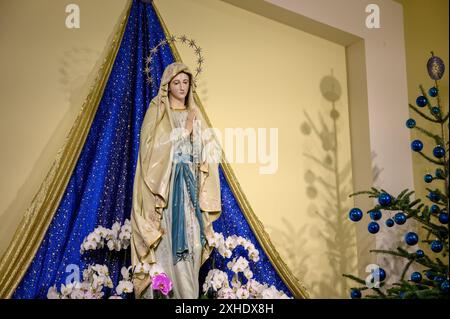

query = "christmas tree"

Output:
[[344, 52, 448, 299]]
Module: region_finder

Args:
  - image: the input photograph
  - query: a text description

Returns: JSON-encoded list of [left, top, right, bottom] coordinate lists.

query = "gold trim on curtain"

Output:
[[0, 0, 133, 299], [152, 2, 310, 299]]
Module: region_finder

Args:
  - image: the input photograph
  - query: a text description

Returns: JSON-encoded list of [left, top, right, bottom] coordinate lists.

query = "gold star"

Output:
[[145, 56, 152, 64], [196, 66, 203, 74], [197, 56, 204, 64], [168, 35, 176, 43], [195, 47, 202, 55], [146, 77, 153, 85], [180, 35, 188, 43], [144, 67, 150, 74], [188, 39, 196, 48], [160, 39, 167, 46], [150, 47, 158, 54]]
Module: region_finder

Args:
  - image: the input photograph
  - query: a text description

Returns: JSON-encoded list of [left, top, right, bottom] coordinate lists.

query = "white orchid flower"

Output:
[[120, 266, 130, 281], [217, 287, 236, 299], [236, 287, 250, 299], [60, 283, 73, 296], [116, 280, 134, 295], [87, 232, 101, 244], [244, 268, 253, 279], [46, 286, 60, 299]]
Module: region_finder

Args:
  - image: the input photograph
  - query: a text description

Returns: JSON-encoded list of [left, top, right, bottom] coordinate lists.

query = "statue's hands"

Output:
[[185, 107, 198, 134]]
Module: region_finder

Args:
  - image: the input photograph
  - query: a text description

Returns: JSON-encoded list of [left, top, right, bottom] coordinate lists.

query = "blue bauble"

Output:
[[350, 289, 361, 299], [405, 232, 419, 245], [425, 270, 435, 280], [368, 222, 380, 234], [424, 174, 433, 183], [434, 276, 445, 284], [416, 96, 428, 107], [438, 213, 448, 224], [441, 280, 449, 293], [349, 208, 363, 222], [428, 191, 441, 202], [430, 204, 440, 214], [394, 212, 407, 225], [372, 268, 386, 282], [406, 118, 416, 129], [369, 210, 382, 221], [431, 106, 440, 115], [411, 140, 423, 152], [435, 168, 445, 178], [430, 240, 443, 253], [410, 272, 422, 283], [385, 218, 395, 227], [378, 193, 392, 206], [433, 146, 445, 158], [428, 86, 439, 97], [416, 249, 425, 258]]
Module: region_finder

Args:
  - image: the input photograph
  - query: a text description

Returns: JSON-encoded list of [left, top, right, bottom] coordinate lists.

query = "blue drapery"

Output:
[[13, 0, 292, 298]]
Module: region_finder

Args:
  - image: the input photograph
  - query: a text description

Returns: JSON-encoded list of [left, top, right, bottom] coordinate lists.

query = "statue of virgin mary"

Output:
[[130, 62, 222, 299]]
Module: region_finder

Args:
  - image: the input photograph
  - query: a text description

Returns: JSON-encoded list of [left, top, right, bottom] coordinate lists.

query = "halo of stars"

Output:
[[144, 34, 204, 86]]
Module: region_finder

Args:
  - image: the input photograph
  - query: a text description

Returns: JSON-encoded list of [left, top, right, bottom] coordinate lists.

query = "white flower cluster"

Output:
[[80, 220, 132, 254], [208, 232, 260, 262], [47, 264, 115, 299], [219, 280, 291, 299], [203, 232, 291, 299], [203, 269, 229, 292], [203, 269, 290, 299], [46, 261, 172, 299]]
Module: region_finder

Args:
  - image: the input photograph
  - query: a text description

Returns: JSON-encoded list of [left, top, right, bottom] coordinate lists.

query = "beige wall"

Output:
[[0, 0, 128, 265]]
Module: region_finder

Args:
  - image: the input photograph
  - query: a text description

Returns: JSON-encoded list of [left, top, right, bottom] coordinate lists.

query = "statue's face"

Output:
[[169, 72, 190, 101]]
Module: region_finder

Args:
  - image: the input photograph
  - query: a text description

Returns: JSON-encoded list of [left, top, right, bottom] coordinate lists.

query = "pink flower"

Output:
[[151, 273, 173, 296]]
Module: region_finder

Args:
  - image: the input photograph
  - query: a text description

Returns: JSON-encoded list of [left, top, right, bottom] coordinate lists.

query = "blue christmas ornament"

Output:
[[411, 140, 423, 152], [416, 249, 425, 258], [428, 191, 441, 202], [430, 204, 440, 214], [350, 289, 361, 299], [385, 218, 395, 227], [405, 232, 419, 245], [430, 240, 443, 253], [428, 86, 439, 97], [435, 168, 445, 178], [394, 212, 407, 225], [368, 222, 380, 234], [427, 55, 445, 80], [433, 146, 445, 158], [416, 96, 428, 107], [406, 118, 416, 129], [369, 210, 382, 221], [438, 212, 448, 224], [410, 272, 422, 283], [424, 174, 433, 183], [441, 280, 449, 293], [434, 276, 445, 284], [349, 208, 363, 222], [378, 193, 392, 206], [372, 268, 386, 282], [431, 106, 440, 115], [425, 270, 435, 280]]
